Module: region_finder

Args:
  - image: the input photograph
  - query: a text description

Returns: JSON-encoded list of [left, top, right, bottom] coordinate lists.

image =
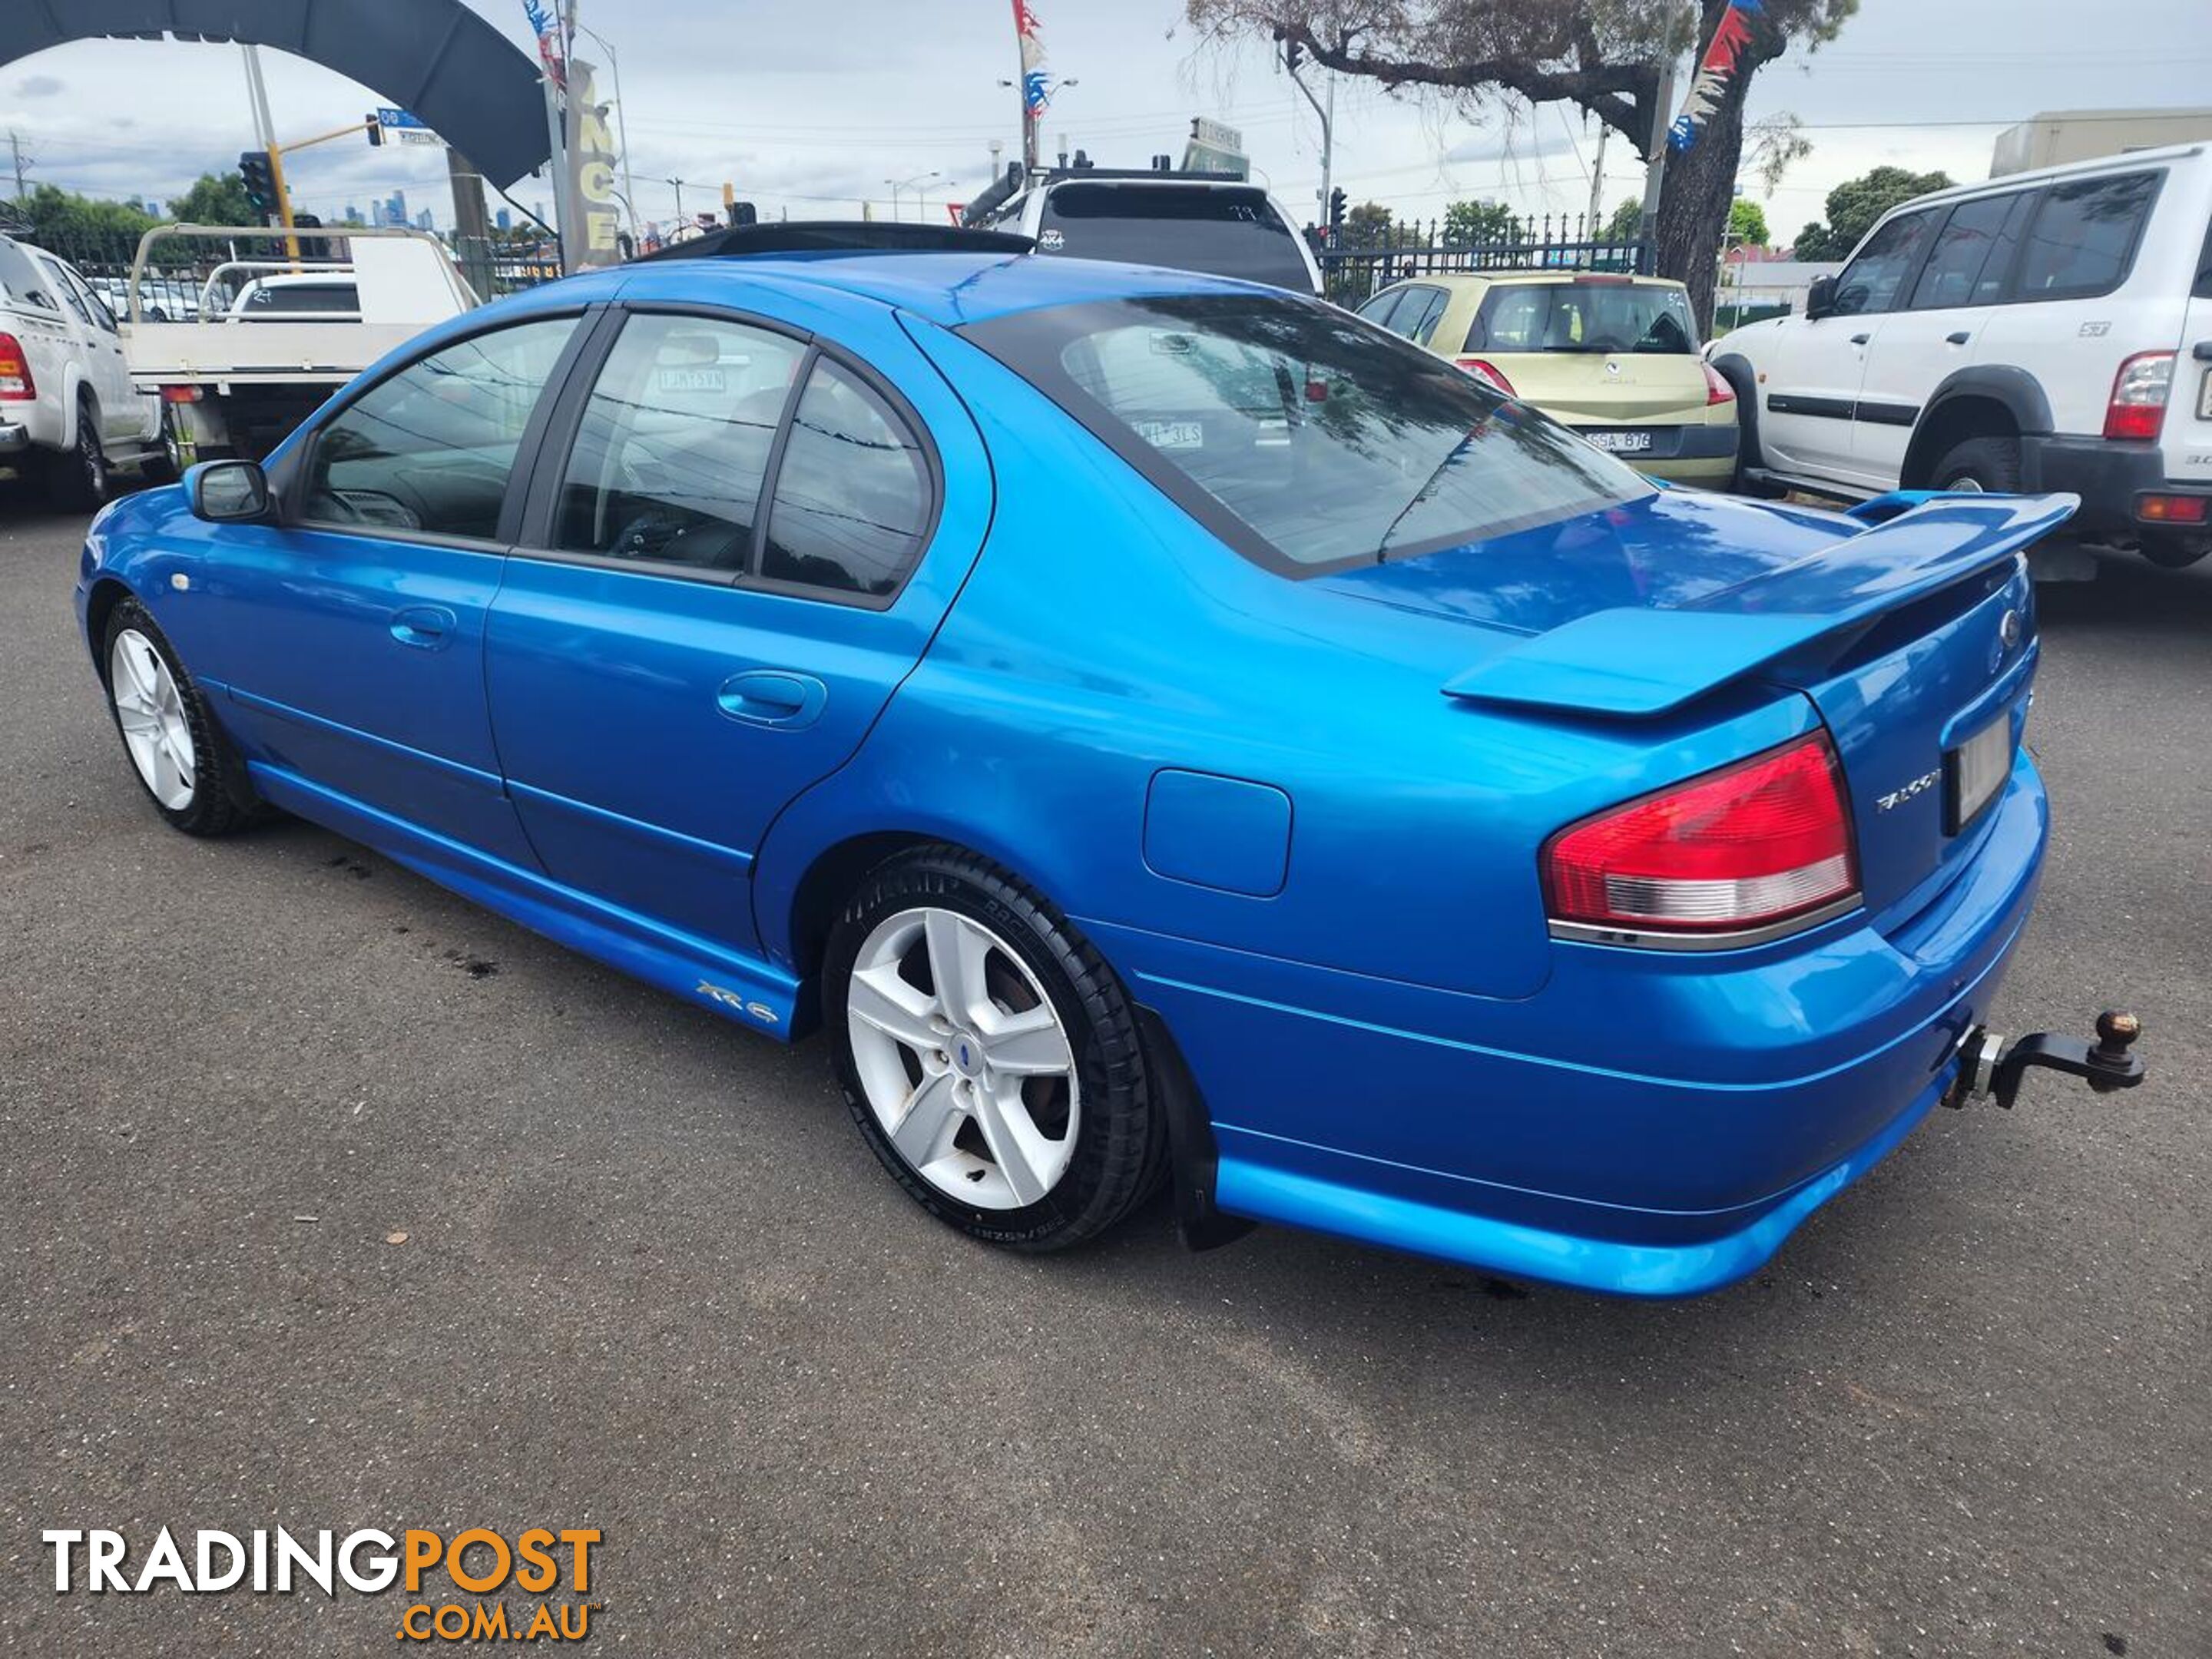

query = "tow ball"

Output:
[[1945, 1011, 2147, 1109]]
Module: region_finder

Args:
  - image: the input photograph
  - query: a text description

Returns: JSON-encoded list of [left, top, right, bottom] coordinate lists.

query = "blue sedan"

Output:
[[75, 226, 2117, 1295]]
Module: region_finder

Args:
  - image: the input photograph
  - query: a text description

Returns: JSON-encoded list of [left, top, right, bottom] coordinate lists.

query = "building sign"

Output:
[[375, 107, 441, 147], [561, 61, 622, 270]]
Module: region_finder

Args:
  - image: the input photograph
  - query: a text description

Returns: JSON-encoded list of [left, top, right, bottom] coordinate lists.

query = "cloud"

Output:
[[14, 75, 65, 98]]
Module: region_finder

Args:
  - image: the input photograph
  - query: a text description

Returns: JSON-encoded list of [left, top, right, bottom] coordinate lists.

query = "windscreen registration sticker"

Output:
[[1134, 419, 1204, 450]]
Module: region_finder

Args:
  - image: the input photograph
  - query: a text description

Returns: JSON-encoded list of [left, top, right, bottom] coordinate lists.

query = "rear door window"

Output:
[[2015, 170, 2164, 300], [0, 240, 57, 312], [35, 255, 98, 331], [1036, 184, 1313, 291], [1909, 192, 2035, 310], [760, 359, 933, 600], [1356, 287, 1408, 333], [1394, 285, 1450, 345]]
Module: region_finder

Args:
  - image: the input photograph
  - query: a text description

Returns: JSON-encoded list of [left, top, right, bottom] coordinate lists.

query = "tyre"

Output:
[[101, 598, 266, 836], [1929, 434, 2022, 494], [45, 398, 110, 512], [824, 846, 1167, 1252]]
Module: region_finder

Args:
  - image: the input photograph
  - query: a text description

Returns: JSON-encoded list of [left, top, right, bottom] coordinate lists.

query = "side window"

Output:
[[1831, 210, 1941, 316], [1909, 194, 2033, 310], [1469, 286, 1548, 352], [552, 313, 806, 572], [1399, 286, 1449, 345], [0, 240, 58, 311], [1356, 287, 1407, 332], [52, 261, 118, 333], [2015, 171, 2164, 301], [303, 316, 578, 541], [760, 359, 932, 600], [35, 257, 98, 331]]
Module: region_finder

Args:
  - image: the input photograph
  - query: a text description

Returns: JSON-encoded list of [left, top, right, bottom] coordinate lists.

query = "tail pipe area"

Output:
[[1946, 1011, 2147, 1110]]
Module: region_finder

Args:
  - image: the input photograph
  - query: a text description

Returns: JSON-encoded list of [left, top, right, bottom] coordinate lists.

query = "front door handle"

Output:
[[389, 605, 456, 651], [1945, 330, 1972, 346], [1849, 332, 1871, 346], [717, 669, 828, 730], [2194, 340, 2212, 363]]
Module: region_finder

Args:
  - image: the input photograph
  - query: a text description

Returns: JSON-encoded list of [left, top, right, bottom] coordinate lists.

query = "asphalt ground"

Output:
[[1, 483, 2206, 1658]]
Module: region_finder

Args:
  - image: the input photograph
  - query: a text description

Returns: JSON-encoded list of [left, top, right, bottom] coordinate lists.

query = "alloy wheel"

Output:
[[845, 906, 1080, 1210], [79, 419, 108, 504], [109, 628, 196, 810]]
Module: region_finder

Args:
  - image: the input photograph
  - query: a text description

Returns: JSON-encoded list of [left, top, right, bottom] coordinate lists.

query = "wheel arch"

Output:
[[1902, 367, 2051, 488], [1710, 352, 1762, 465], [82, 575, 138, 677]]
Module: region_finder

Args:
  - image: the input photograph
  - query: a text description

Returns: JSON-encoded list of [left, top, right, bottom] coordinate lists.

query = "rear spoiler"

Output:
[[1440, 492, 2077, 718]]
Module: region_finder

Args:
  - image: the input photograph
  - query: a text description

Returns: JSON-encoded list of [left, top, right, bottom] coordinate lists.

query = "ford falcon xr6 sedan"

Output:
[[75, 224, 2143, 1297]]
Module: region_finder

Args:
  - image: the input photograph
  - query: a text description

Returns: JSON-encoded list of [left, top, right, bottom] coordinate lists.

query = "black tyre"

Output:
[[45, 398, 110, 512], [101, 598, 267, 836], [824, 845, 1167, 1252], [1929, 434, 2022, 494]]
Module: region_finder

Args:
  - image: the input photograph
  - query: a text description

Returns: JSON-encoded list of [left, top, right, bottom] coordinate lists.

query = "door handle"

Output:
[[1849, 332, 1871, 346], [2194, 341, 2212, 363], [1945, 330, 1972, 346], [717, 669, 828, 730], [388, 605, 456, 651]]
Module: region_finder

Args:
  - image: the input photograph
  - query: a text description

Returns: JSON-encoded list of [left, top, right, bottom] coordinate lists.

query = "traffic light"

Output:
[[365, 113, 384, 147], [1328, 187, 1347, 233], [239, 150, 278, 217]]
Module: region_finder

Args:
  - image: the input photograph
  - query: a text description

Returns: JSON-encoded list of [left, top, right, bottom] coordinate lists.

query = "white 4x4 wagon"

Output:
[[0, 233, 162, 508], [1710, 142, 2212, 568]]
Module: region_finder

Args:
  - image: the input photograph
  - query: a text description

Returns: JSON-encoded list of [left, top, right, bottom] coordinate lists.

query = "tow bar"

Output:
[[1945, 1011, 2147, 1109]]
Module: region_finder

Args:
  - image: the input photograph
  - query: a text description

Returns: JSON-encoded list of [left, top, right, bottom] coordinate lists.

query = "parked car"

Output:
[[1357, 270, 1740, 486], [74, 225, 2141, 1297], [1709, 141, 2212, 568], [0, 232, 164, 508], [966, 167, 1323, 295]]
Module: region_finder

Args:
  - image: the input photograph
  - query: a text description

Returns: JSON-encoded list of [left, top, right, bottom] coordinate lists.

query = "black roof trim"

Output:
[[636, 222, 1037, 263]]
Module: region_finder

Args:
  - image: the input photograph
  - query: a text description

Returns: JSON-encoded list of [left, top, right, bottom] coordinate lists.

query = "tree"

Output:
[[169, 171, 257, 227], [1186, 0, 1858, 325], [10, 184, 157, 248], [1791, 164, 1949, 260], [1345, 199, 1394, 243], [1727, 197, 1769, 247], [1603, 197, 1642, 242], [1443, 197, 1516, 246]]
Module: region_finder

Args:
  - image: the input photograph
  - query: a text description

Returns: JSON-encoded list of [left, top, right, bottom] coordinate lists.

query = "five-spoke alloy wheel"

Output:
[[826, 846, 1166, 1250]]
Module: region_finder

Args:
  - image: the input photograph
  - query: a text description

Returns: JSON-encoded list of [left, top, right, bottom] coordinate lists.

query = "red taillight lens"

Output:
[[2137, 492, 2209, 525], [160, 384, 203, 404], [2104, 350, 2173, 441], [1702, 362, 1736, 406], [0, 332, 32, 402], [1452, 356, 1516, 396], [1544, 734, 1859, 938]]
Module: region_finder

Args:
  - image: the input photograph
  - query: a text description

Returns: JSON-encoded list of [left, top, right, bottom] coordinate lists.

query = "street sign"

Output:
[[376, 106, 441, 147], [1182, 115, 1249, 179]]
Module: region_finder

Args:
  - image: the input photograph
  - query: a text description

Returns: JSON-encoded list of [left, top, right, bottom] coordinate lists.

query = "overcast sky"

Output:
[[5, 0, 2207, 240]]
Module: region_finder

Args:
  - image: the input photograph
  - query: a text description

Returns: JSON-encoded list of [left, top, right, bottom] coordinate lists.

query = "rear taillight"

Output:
[[0, 332, 32, 402], [1544, 733, 1859, 940], [1702, 362, 1736, 406], [161, 384, 203, 404], [1452, 356, 1516, 396], [2137, 492, 2208, 525], [2104, 350, 2173, 441]]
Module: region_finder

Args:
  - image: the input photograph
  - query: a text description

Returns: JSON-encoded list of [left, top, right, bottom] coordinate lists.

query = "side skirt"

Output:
[[249, 762, 803, 1041]]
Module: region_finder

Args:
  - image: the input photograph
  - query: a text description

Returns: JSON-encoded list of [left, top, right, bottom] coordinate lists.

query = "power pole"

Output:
[[6, 130, 31, 202], [1587, 123, 1608, 234], [669, 177, 687, 220], [1636, 52, 1680, 273]]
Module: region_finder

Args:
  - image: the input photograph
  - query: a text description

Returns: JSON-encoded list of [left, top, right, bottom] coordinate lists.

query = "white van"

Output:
[[0, 233, 163, 508], [1709, 142, 2212, 568]]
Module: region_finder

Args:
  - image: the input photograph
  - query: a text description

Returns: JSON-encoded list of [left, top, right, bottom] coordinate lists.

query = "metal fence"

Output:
[[1316, 211, 1649, 307], [6, 224, 559, 319]]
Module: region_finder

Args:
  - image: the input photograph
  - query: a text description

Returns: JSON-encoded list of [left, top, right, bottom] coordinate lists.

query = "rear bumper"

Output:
[[0, 417, 30, 457], [1563, 417, 1738, 485], [2022, 433, 2208, 543], [1089, 750, 2048, 1296]]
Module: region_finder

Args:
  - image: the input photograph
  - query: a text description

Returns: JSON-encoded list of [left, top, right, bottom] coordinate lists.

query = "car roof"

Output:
[[1376, 270, 1683, 291], [614, 249, 1283, 326]]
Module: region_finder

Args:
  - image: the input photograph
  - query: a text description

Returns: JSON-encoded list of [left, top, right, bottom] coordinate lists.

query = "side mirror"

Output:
[[187, 459, 271, 524], [1804, 274, 1837, 321]]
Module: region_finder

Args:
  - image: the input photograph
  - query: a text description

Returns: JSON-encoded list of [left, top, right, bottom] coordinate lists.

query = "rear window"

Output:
[[1036, 184, 1313, 293], [963, 293, 1649, 576], [243, 283, 359, 316], [2015, 170, 2163, 301], [1465, 281, 1698, 355]]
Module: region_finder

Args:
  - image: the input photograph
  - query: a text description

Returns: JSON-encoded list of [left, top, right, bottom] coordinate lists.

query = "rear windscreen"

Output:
[[1037, 184, 1313, 293], [963, 293, 1648, 576], [1466, 281, 1699, 355]]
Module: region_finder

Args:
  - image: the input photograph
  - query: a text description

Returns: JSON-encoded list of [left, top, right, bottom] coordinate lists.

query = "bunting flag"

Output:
[[1667, 0, 1763, 154], [522, 0, 565, 90], [1013, 0, 1051, 119]]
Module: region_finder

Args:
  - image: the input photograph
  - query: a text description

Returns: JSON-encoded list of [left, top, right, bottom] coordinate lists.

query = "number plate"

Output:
[[1134, 419, 1204, 450], [1945, 716, 2012, 834], [2198, 366, 2212, 421], [657, 366, 727, 394], [1584, 429, 1654, 454]]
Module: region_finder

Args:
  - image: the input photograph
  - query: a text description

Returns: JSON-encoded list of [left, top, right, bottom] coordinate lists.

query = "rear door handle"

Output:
[[717, 669, 828, 730], [1849, 332, 1871, 346], [389, 605, 456, 650], [1945, 330, 1971, 346], [2194, 340, 2212, 363]]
